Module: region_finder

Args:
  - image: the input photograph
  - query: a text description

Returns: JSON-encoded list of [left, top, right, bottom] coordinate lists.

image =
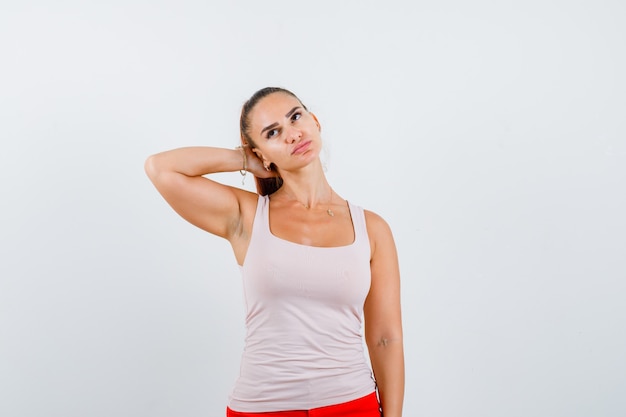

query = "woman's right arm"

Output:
[[144, 146, 258, 241]]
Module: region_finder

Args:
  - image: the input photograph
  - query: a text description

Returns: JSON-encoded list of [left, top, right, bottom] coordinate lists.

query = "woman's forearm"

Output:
[[145, 146, 245, 178], [369, 340, 405, 417]]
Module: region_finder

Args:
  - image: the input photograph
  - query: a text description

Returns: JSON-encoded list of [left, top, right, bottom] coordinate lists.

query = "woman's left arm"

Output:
[[364, 211, 405, 417]]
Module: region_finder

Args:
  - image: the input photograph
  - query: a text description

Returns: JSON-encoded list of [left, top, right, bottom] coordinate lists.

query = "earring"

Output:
[[264, 162, 271, 171]]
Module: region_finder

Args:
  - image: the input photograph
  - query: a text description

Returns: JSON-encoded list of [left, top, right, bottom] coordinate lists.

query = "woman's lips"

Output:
[[291, 140, 311, 155]]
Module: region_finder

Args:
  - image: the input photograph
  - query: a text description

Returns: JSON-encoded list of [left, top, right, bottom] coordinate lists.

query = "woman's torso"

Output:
[[228, 195, 376, 412]]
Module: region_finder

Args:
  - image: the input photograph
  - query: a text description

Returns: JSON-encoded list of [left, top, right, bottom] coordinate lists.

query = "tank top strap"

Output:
[[251, 194, 271, 242], [347, 201, 371, 253]]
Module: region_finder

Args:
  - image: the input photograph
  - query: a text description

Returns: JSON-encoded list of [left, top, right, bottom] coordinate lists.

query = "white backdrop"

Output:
[[1, 1, 625, 416]]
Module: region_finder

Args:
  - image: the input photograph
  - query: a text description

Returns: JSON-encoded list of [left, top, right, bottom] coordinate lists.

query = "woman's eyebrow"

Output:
[[260, 122, 278, 135], [285, 106, 301, 119], [260, 106, 301, 135]]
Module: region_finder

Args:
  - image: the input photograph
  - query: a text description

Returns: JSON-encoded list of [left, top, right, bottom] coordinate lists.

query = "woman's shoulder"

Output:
[[363, 208, 390, 227], [363, 209, 394, 242], [363, 209, 397, 263], [230, 189, 264, 230], [237, 189, 264, 213]]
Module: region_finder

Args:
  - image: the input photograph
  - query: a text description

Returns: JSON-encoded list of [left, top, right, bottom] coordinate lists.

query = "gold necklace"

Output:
[[285, 187, 335, 217]]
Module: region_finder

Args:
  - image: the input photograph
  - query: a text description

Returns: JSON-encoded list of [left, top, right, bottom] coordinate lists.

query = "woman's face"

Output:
[[247, 92, 322, 172]]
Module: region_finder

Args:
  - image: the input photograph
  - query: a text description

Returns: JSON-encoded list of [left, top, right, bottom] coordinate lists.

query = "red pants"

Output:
[[226, 391, 381, 417]]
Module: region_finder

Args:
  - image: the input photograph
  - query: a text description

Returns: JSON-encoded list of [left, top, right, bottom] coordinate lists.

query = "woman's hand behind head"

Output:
[[243, 144, 279, 179]]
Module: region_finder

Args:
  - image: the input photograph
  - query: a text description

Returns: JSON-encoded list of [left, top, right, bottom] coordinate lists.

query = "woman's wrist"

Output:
[[235, 145, 248, 184]]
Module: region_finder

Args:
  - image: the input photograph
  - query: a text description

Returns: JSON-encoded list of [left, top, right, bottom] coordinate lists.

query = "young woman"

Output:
[[145, 87, 404, 417]]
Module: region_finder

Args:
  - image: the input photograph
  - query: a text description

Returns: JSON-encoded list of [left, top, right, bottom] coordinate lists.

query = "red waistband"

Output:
[[226, 391, 380, 417]]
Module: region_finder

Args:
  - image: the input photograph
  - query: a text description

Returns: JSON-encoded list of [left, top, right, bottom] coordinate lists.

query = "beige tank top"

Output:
[[228, 194, 376, 412]]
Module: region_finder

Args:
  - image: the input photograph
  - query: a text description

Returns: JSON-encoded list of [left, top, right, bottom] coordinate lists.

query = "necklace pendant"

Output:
[[327, 209, 334, 217]]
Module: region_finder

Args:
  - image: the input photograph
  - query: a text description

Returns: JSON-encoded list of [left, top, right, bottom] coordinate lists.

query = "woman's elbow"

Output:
[[144, 154, 163, 181]]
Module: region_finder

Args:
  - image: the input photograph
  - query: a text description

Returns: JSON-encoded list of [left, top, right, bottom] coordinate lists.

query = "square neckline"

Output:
[[265, 195, 358, 249]]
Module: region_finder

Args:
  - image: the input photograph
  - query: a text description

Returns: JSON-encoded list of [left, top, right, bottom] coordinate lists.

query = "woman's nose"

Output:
[[286, 128, 301, 143]]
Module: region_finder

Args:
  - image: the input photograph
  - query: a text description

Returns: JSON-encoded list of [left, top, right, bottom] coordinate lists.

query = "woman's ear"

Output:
[[310, 113, 321, 131], [253, 148, 270, 166]]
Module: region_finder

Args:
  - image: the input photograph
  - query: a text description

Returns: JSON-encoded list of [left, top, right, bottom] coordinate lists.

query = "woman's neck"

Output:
[[274, 160, 333, 209]]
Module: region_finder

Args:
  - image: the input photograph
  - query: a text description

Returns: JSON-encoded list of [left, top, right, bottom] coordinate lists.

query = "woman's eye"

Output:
[[267, 129, 279, 138], [291, 112, 301, 121]]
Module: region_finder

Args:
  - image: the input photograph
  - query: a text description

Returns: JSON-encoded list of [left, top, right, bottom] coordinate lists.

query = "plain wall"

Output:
[[1, 1, 625, 416]]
